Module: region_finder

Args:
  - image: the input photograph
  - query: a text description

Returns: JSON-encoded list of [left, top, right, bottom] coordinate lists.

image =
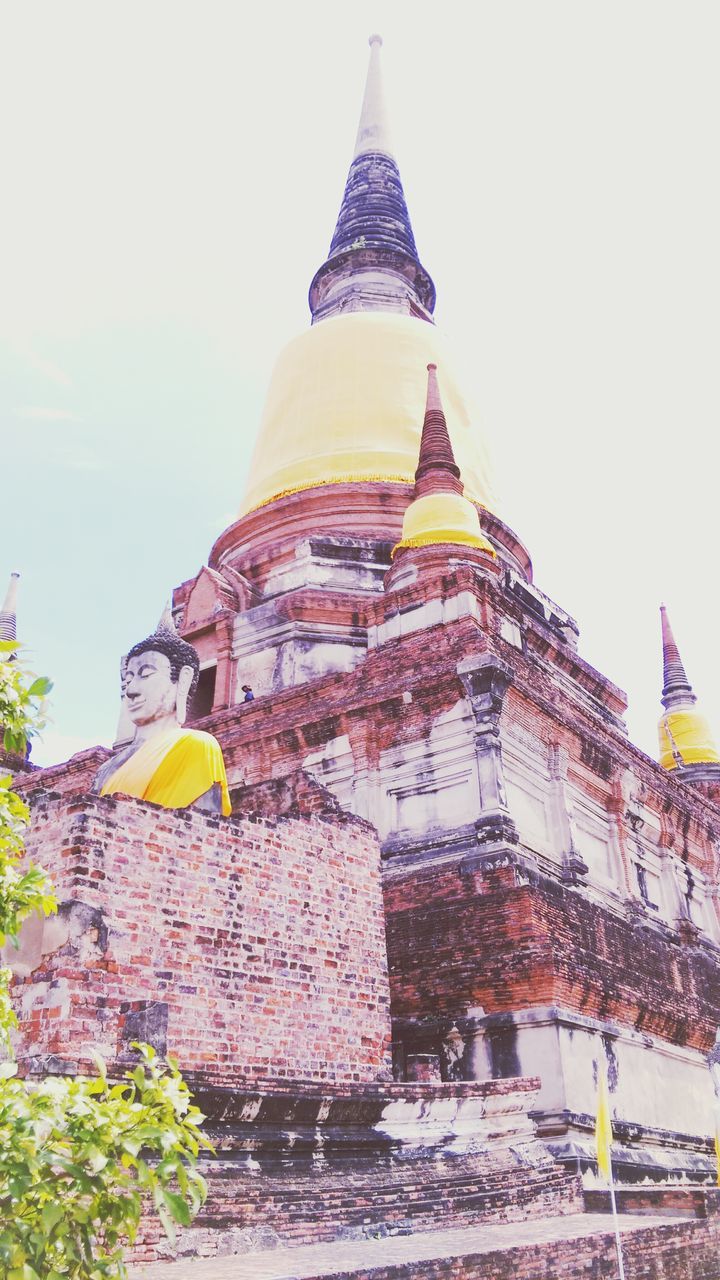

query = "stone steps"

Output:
[[173, 1158, 579, 1250], [132, 1078, 583, 1264]]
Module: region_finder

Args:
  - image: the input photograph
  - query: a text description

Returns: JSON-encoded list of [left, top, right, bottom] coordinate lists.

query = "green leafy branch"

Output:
[[0, 642, 52, 759], [0, 1045, 211, 1279]]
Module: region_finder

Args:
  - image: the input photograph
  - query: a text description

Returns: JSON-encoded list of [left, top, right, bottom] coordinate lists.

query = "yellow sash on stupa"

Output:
[[100, 727, 231, 815]]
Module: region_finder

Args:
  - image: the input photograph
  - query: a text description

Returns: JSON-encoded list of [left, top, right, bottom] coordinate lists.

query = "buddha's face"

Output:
[[123, 650, 180, 726]]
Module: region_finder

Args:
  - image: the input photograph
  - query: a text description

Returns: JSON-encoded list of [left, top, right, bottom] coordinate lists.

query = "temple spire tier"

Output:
[[660, 604, 694, 709], [393, 365, 495, 559], [657, 604, 720, 776], [414, 363, 463, 496], [309, 36, 436, 324], [0, 571, 19, 643]]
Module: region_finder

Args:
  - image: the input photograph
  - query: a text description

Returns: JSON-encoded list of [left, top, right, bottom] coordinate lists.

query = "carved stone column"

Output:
[[457, 654, 521, 870], [213, 614, 235, 712], [548, 744, 588, 885], [607, 772, 636, 899]]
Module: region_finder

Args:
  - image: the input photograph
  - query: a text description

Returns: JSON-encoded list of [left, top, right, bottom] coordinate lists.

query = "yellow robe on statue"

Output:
[[99, 727, 232, 816]]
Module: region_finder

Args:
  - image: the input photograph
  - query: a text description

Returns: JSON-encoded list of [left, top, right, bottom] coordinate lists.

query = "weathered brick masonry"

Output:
[[129, 1077, 582, 1262], [168, 564, 720, 915], [14, 791, 392, 1083], [131, 1194, 720, 1279], [384, 865, 720, 1048], [20, 556, 720, 1172], [11, 788, 587, 1268]]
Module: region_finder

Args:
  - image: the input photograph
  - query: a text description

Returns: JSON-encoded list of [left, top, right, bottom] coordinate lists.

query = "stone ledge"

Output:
[[131, 1212, 705, 1279]]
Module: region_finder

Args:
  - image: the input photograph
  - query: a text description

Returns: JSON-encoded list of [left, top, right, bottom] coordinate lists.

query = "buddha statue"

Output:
[[93, 611, 231, 816]]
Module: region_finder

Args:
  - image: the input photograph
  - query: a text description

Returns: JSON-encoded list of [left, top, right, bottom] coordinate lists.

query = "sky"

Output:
[[2, 0, 719, 768]]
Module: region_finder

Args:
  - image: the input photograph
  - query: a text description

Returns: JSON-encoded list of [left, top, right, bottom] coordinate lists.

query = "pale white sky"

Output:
[[2, 1, 719, 767]]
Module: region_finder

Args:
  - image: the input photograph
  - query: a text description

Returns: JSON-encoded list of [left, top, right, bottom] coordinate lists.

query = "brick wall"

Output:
[[14, 791, 391, 1083], [136, 1197, 720, 1278], [136, 1155, 579, 1262], [230, 770, 349, 819], [14, 746, 109, 797]]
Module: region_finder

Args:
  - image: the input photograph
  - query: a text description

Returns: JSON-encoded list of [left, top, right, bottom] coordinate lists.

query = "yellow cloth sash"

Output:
[[100, 727, 231, 815]]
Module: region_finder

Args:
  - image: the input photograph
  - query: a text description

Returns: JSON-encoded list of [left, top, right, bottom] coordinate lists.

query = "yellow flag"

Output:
[[595, 1061, 613, 1183], [714, 1110, 720, 1188]]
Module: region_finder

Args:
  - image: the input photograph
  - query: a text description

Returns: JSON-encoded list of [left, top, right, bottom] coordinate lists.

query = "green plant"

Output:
[[0, 651, 211, 1278], [0, 1046, 209, 1279], [0, 642, 56, 1057], [0, 641, 52, 760]]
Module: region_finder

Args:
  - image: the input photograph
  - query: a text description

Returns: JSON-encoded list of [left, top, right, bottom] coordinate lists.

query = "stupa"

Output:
[[8, 33, 720, 1278]]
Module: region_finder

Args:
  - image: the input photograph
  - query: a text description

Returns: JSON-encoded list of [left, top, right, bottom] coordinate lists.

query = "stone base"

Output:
[[470, 1007, 717, 1186], [132, 1077, 581, 1264], [131, 1193, 720, 1279], [545, 1130, 714, 1187]]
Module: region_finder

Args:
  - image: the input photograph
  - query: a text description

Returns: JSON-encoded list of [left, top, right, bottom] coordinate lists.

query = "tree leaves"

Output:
[[26, 677, 53, 699], [41, 1203, 64, 1234], [162, 1189, 192, 1227]]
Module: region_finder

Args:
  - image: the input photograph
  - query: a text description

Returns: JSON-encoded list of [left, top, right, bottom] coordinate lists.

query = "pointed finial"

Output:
[[414, 364, 463, 497], [156, 600, 178, 638], [660, 604, 695, 709], [425, 363, 442, 412], [354, 32, 393, 159], [0, 571, 20, 643]]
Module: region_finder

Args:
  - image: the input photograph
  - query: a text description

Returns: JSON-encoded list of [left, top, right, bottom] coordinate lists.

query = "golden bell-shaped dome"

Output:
[[239, 313, 494, 516], [395, 491, 494, 554]]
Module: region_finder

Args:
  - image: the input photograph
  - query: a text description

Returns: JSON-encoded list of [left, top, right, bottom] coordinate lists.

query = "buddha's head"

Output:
[[123, 629, 200, 729]]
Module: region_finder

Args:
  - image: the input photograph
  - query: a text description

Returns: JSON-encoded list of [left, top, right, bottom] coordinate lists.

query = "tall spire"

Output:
[[354, 35, 393, 159], [309, 36, 436, 324], [0, 571, 19, 643], [393, 366, 494, 558], [660, 604, 695, 710], [414, 364, 463, 497]]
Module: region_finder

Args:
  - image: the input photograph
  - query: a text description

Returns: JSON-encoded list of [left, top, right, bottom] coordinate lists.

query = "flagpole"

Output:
[[607, 1159, 626, 1280], [594, 1059, 626, 1280]]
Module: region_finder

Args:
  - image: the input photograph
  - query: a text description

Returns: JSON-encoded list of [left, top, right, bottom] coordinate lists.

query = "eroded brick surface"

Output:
[[385, 868, 720, 1049], [14, 792, 391, 1083]]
